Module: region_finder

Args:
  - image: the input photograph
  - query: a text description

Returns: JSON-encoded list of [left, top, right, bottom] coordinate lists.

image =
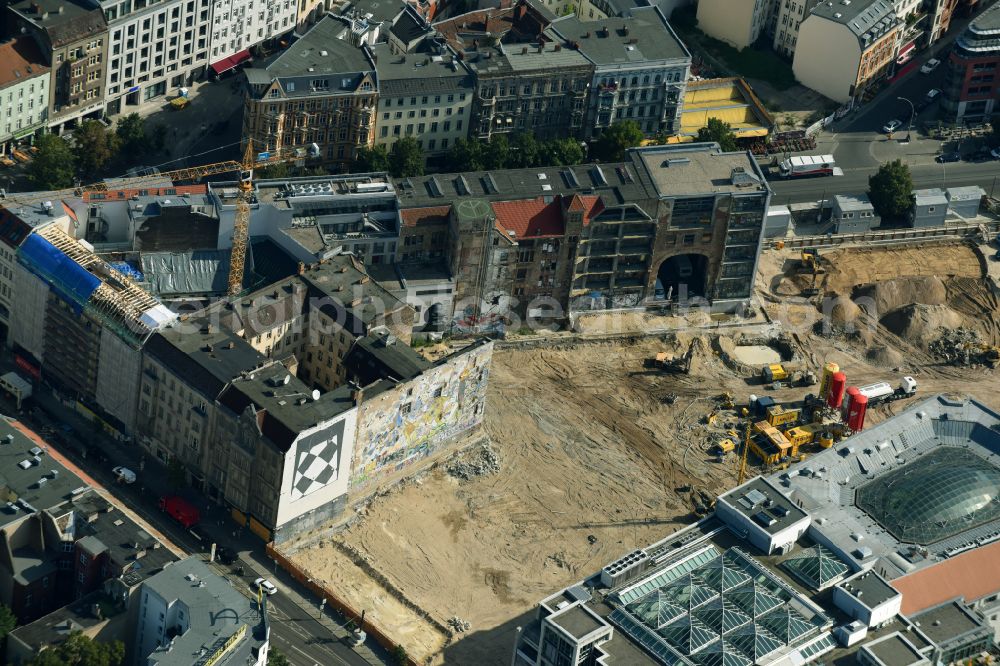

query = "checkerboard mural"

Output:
[[292, 420, 345, 499]]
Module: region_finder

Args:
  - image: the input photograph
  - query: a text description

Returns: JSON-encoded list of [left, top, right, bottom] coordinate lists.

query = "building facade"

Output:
[[242, 15, 376, 171], [793, 0, 900, 104], [8, 0, 109, 131], [772, 0, 820, 57], [208, 0, 296, 66], [695, 0, 773, 50], [942, 3, 1000, 123], [546, 7, 691, 139], [100, 0, 211, 116], [0, 38, 49, 154]]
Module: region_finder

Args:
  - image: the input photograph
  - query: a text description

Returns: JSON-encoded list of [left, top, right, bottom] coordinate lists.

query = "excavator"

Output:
[[799, 247, 825, 298], [646, 339, 700, 374]]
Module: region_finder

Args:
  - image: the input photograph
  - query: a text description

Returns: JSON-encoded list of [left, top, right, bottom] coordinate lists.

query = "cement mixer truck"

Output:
[[854, 377, 918, 406]]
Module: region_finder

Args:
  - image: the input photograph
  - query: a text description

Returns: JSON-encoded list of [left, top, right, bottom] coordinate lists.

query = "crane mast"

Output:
[[228, 141, 257, 297]]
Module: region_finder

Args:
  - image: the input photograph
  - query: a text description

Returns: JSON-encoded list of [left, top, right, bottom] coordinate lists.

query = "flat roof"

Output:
[[546, 7, 690, 65], [146, 325, 263, 399], [550, 604, 606, 640], [910, 600, 989, 645], [10, 590, 123, 650], [371, 42, 474, 97], [862, 633, 928, 666], [718, 476, 808, 535], [8, 0, 106, 48], [833, 193, 875, 212], [264, 16, 374, 80], [631, 144, 768, 197], [913, 188, 948, 206], [840, 571, 899, 608]]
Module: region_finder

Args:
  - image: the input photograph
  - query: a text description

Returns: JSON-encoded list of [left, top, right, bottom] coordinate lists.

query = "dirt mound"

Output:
[[865, 345, 904, 368], [853, 276, 947, 317], [880, 303, 963, 346], [828, 294, 862, 325]]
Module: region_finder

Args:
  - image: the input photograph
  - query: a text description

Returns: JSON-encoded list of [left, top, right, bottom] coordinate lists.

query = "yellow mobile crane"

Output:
[[1, 140, 297, 297]]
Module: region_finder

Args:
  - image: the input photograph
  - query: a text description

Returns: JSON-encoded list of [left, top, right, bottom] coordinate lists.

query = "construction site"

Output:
[[283, 235, 1000, 664]]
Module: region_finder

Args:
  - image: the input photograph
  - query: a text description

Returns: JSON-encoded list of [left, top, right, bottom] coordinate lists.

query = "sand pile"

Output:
[[853, 276, 947, 317], [880, 303, 963, 346], [865, 346, 904, 368]]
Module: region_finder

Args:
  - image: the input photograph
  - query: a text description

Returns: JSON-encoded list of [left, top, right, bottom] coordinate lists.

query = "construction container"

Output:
[[783, 427, 814, 449], [847, 393, 869, 432], [751, 421, 792, 464], [716, 438, 736, 455], [761, 364, 788, 383], [818, 432, 835, 448], [754, 396, 776, 417], [766, 405, 800, 427], [818, 362, 839, 400], [843, 386, 860, 418], [827, 372, 847, 409]]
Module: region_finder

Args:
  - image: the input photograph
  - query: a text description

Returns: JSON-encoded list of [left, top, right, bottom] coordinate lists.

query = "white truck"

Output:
[[778, 155, 843, 178], [856, 376, 918, 406]]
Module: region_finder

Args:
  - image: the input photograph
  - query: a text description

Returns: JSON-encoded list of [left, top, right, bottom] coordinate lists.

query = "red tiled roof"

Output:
[[82, 184, 207, 203], [0, 36, 49, 90], [491, 196, 564, 239], [565, 194, 604, 225], [892, 539, 1000, 614], [400, 205, 451, 227]]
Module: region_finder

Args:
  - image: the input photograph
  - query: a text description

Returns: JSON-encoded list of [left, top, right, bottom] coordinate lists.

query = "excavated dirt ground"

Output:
[[288, 242, 1000, 665]]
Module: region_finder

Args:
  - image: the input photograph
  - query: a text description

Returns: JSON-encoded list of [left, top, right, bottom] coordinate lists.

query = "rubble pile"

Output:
[[446, 443, 501, 480], [929, 327, 984, 366], [448, 616, 472, 632]]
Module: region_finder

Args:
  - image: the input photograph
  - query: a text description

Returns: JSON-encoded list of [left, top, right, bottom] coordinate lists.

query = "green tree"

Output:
[[696, 117, 738, 152], [509, 132, 540, 168], [867, 159, 914, 221], [166, 456, 187, 490], [392, 645, 409, 666], [26, 631, 125, 666], [268, 649, 292, 666], [388, 137, 424, 177], [591, 120, 644, 161], [150, 123, 168, 153], [28, 134, 76, 190], [115, 113, 149, 156], [483, 134, 511, 170], [538, 137, 585, 166], [448, 137, 484, 171], [353, 144, 390, 173], [73, 120, 120, 178], [255, 162, 290, 179], [0, 603, 15, 642]]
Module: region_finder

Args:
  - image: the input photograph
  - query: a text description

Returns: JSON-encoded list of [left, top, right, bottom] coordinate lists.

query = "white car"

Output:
[[254, 578, 278, 596], [920, 58, 941, 74], [112, 466, 136, 484], [991, 147, 1000, 160], [883, 119, 902, 134]]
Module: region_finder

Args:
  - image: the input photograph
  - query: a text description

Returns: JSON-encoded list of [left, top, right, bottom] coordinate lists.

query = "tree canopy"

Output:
[[28, 134, 76, 190], [591, 120, 644, 161], [353, 145, 390, 173], [115, 113, 150, 157], [26, 631, 125, 666], [388, 137, 424, 178], [867, 159, 913, 221], [447, 133, 588, 171], [73, 121, 121, 178], [0, 603, 15, 642], [696, 117, 738, 152]]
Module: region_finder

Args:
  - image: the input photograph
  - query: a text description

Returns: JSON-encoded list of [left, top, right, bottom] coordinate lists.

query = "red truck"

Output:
[[158, 496, 201, 528]]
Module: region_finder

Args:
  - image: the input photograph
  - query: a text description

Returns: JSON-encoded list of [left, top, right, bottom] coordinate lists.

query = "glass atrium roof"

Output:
[[856, 447, 1000, 545]]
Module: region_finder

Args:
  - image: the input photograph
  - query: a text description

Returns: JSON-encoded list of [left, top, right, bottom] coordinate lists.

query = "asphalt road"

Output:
[[12, 385, 379, 666], [771, 160, 1000, 205]]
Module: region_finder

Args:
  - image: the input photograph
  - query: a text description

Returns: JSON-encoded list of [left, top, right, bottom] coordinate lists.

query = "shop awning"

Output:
[[210, 49, 251, 75]]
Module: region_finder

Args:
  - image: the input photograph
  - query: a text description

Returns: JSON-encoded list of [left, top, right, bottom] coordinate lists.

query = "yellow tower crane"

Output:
[[0, 140, 294, 297]]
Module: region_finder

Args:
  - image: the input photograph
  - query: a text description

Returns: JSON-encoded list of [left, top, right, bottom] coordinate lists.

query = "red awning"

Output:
[[210, 49, 251, 75]]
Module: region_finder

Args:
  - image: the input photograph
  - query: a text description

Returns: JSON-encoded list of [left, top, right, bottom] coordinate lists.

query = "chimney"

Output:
[[554, 43, 562, 51], [521, 46, 527, 54], [351, 386, 365, 404], [536, 43, 543, 53], [516, 2, 527, 19], [622, 25, 628, 36], [297, 261, 305, 275]]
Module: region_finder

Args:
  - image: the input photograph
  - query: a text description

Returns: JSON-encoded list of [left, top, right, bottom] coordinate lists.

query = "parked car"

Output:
[[925, 88, 942, 102], [921, 58, 941, 74], [883, 119, 902, 133], [936, 151, 962, 163], [216, 546, 238, 565], [254, 578, 278, 596], [112, 466, 136, 484], [991, 147, 1000, 160]]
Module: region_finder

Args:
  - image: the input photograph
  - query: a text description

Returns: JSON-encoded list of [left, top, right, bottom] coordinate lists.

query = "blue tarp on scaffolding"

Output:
[[18, 233, 100, 312]]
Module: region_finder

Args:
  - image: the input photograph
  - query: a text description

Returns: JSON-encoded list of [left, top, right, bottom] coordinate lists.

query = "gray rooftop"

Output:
[[839, 570, 900, 609], [340, 0, 409, 24], [910, 600, 990, 646], [264, 16, 374, 82], [371, 42, 474, 97], [344, 328, 431, 386], [10, 590, 123, 652], [145, 325, 264, 400], [546, 7, 690, 66], [0, 418, 85, 528], [631, 144, 769, 197], [834, 193, 876, 212], [861, 633, 930, 666], [499, 40, 592, 73], [717, 475, 808, 535], [550, 604, 608, 640], [143, 558, 267, 666], [913, 188, 948, 207], [809, 0, 897, 40], [140, 250, 232, 296]]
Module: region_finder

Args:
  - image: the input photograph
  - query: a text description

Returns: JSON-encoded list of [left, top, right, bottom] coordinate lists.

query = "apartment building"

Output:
[[546, 7, 691, 138], [135, 558, 268, 666], [371, 9, 475, 160], [942, 2, 1000, 122], [395, 142, 771, 321], [772, 0, 820, 57], [99, 0, 211, 116], [696, 0, 773, 50], [793, 0, 900, 103], [8, 0, 109, 131], [0, 38, 49, 154], [434, 1, 593, 140], [242, 15, 376, 171], [209, 0, 296, 67]]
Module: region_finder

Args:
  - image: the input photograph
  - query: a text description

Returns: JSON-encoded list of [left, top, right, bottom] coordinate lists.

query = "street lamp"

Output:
[[897, 96, 914, 142]]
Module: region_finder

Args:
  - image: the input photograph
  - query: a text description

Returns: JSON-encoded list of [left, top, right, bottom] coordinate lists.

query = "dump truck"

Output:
[[159, 496, 200, 528], [778, 155, 842, 178]]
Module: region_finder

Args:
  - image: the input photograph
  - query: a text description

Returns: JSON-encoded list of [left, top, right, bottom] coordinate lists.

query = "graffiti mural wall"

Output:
[[350, 340, 493, 490]]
